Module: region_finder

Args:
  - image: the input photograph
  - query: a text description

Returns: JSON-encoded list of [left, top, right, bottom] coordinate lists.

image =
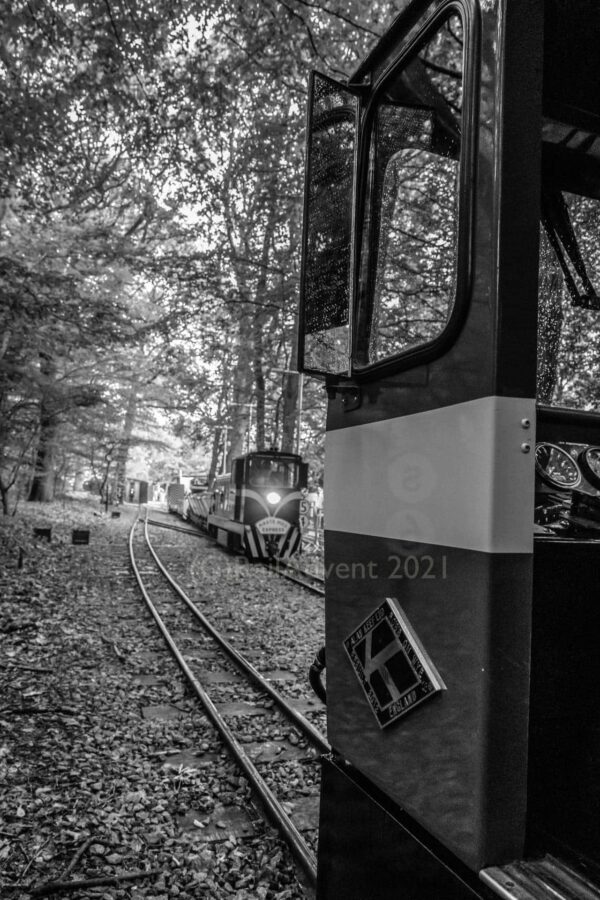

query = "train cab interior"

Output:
[[245, 454, 303, 489], [528, 61, 600, 867]]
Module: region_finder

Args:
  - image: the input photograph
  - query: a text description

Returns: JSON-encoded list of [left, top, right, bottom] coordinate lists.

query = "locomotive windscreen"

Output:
[[247, 456, 300, 488]]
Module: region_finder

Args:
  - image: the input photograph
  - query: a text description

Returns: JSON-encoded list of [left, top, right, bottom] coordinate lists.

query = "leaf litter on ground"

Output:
[[1, 497, 318, 899]]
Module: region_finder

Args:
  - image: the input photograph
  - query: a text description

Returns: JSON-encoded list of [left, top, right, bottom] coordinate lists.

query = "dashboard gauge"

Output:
[[535, 442, 582, 489], [578, 446, 600, 490]]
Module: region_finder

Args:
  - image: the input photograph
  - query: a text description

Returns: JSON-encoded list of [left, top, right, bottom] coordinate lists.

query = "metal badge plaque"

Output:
[[344, 598, 446, 728]]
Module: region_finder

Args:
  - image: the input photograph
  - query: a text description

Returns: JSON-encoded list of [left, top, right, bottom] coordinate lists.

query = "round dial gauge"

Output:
[[535, 442, 581, 489], [578, 446, 600, 490]]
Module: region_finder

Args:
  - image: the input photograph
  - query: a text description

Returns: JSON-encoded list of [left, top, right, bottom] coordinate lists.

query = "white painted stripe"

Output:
[[242, 488, 270, 517], [242, 488, 302, 518], [274, 491, 302, 517], [324, 396, 536, 553]]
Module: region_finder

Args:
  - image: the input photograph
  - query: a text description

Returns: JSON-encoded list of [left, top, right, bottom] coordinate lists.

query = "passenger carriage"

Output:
[[166, 471, 208, 518]]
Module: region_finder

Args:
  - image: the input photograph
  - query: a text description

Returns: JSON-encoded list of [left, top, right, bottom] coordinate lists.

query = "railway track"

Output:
[[147, 511, 325, 596], [146, 517, 204, 537], [262, 560, 325, 596], [129, 513, 328, 889]]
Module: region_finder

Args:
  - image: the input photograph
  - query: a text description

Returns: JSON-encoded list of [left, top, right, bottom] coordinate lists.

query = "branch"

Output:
[[272, 0, 321, 59], [30, 869, 161, 897], [282, 0, 380, 37], [59, 837, 94, 881]]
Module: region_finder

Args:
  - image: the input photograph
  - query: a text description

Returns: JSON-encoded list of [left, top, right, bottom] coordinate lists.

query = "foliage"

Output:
[[0, 0, 411, 509], [538, 195, 600, 410]]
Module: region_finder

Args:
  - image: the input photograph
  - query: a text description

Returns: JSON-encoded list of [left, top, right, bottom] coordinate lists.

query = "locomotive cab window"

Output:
[[354, 12, 465, 369], [537, 130, 600, 410], [300, 75, 359, 375], [247, 456, 300, 488]]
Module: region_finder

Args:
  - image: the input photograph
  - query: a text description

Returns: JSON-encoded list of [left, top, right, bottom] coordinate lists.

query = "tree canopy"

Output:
[[1, 0, 401, 509], [5, 0, 596, 511]]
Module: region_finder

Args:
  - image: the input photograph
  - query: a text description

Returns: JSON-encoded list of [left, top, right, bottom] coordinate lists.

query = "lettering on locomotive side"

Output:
[[344, 598, 446, 728]]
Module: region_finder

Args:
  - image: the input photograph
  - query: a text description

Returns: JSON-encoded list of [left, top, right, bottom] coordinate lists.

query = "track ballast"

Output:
[[129, 512, 327, 889]]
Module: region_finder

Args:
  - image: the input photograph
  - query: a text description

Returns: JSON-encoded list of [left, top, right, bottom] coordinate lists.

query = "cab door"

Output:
[[300, 0, 543, 881]]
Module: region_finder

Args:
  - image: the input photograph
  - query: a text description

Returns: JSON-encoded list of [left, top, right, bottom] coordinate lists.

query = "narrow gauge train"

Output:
[[299, 1, 600, 899], [165, 471, 208, 518], [167, 449, 307, 560]]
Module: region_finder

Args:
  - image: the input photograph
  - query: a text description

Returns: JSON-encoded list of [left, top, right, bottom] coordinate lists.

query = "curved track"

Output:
[[145, 517, 203, 537], [262, 560, 325, 596], [129, 513, 328, 888], [148, 510, 325, 596]]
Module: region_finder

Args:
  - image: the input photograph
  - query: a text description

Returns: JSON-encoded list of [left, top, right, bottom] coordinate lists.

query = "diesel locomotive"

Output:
[[299, 1, 600, 898], [168, 449, 307, 560]]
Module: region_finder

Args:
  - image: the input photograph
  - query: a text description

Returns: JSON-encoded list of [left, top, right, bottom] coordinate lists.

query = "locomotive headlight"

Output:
[[266, 491, 281, 506]]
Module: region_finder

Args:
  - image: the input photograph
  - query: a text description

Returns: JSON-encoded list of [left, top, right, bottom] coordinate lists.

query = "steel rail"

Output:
[[144, 512, 329, 755], [262, 559, 325, 597], [147, 512, 325, 595], [128, 517, 318, 887], [146, 518, 203, 537], [280, 561, 325, 590]]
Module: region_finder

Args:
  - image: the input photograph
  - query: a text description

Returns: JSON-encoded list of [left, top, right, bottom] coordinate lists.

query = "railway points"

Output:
[[1, 501, 324, 898], [149, 506, 326, 596]]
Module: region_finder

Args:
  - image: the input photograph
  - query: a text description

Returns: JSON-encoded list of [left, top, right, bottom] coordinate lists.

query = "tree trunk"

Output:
[[0, 480, 9, 515], [281, 372, 299, 452], [28, 412, 57, 501], [112, 384, 138, 502], [54, 456, 69, 495], [226, 321, 254, 467], [281, 307, 301, 452], [208, 430, 222, 483], [28, 354, 58, 502], [252, 215, 277, 451], [209, 366, 232, 482], [252, 322, 266, 450]]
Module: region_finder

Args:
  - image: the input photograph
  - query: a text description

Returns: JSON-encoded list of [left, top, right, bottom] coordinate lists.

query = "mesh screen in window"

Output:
[[356, 15, 463, 366], [302, 74, 358, 373]]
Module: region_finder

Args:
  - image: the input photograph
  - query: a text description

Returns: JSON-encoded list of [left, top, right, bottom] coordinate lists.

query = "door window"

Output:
[[355, 15, 464, 367]]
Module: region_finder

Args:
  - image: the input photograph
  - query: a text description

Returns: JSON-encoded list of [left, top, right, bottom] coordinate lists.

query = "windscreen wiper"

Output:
[[541, 188, 600, 310]]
